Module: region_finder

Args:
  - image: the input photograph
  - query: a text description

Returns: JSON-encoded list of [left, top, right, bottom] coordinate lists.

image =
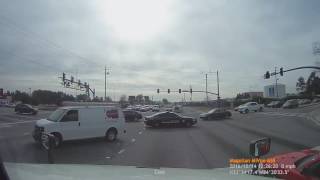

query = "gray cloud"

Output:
[[0, 0, 319, 101]]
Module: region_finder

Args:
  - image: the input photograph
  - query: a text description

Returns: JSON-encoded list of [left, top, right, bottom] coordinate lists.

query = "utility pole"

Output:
[[205, 73, 208, 104], [189, 85, 192, 102], [274, 67, 279, 98], [217, 70, 220, 107], [104, 66, 107, 101]]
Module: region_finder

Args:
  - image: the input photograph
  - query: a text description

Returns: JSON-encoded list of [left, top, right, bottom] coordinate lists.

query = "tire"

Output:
[[245, 109, 249, 114], [51, 133, 62, 148], [106, 129, 117, 142], [153, 122, 160, 128], [185, 121, 192, 127]]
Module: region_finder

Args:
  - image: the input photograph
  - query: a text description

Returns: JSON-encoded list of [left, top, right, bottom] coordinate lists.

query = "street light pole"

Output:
[[217, 70, 220, 107], [104, 66, 107, 101], [274, 67, 279, 98]]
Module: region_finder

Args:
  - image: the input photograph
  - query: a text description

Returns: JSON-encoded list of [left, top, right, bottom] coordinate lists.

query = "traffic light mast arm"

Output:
[[269, 66, 320, 77]]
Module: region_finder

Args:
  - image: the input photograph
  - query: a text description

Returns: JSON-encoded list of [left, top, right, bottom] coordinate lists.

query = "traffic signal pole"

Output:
[[265, 66, 320, 78]]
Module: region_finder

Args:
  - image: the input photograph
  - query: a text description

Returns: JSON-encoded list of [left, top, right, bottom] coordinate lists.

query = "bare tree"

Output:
[[296, 76, 306, 93]]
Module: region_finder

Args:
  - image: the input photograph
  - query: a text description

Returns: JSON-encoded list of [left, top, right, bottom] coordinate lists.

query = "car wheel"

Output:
[[51, 133, 62, 148], [106, 129, 117, 142], [185, 121, 192, 127], [245, 109, 249, 114]]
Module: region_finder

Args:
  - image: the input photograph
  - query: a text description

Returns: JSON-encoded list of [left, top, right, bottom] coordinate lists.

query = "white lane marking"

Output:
[[105, 156, 111, 159], [23, 132, 30, 136], [0, 120, 37, 126], [131, 138, 136, 143], [0, 124, 12, 128], [138, 131, 142, 135], [118, 149, 125, 154], [260, 112, 306, 118], [307, 116, 320, 126]]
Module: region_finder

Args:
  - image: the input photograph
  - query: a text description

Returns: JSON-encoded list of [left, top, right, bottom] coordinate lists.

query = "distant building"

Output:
[[264, 84, 286, 98], [240, 92, 263, 99]]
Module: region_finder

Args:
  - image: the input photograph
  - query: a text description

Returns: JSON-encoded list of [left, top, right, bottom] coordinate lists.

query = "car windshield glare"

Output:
[[47, 109, 66, 122], [208, 109, 216, 113]]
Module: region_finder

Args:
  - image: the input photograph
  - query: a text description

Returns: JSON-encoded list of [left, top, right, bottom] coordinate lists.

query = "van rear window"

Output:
[[106, 109, 119, 119]]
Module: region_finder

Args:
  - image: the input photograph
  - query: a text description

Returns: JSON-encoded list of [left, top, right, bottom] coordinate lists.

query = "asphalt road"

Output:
[[0, 105, 320, 169]]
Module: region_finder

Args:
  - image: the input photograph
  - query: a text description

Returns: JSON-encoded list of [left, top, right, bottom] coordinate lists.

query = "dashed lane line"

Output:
[[118, 149, 126, 154]]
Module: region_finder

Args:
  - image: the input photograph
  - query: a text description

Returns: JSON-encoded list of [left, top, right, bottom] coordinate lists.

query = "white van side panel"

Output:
[[78, 107, 125, 139], [79, 108, 106, 139]]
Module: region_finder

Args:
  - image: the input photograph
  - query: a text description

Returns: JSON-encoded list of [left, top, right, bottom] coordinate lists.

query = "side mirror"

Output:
[[249, 138, 271, 157]]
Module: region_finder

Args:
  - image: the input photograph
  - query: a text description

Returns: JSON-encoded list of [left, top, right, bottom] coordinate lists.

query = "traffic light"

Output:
[[62, 72, 66, 81], [264, 71, 270, 79], [179, 89, 181, 93], [168, 89, 170, 93], [157, 89, 160, 93], [190, 88, 192, 93], [78, 79, 81, 85], [71, 76, 74, 83], [280, 67, 283, 76]]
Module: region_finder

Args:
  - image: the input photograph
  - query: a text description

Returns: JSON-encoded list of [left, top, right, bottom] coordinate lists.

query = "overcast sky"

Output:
[[0, 0, 319, 101]]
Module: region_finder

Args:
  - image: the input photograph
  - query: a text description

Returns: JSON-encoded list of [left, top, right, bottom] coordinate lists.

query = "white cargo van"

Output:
[[32, 106, 126, 147]]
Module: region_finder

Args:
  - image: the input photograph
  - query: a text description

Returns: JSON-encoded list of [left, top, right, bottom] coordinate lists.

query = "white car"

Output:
[[32, 106, 126, 147], [151, 105, 160, 112], [238, 102, 263, 114]]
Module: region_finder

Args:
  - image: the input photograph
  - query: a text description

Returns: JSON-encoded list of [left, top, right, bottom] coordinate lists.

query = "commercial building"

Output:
[[239, 92, 263, 99], [264, 84, 286, 98]]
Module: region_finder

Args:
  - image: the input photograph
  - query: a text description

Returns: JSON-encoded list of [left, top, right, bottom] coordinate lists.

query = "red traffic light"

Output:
[[179, 89, 181, 93]]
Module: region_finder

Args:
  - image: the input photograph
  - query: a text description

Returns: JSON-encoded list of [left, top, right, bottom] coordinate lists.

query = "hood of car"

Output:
[[200, 113, 209, 117], [4, 162, 273, 180], [271, 151, 311, 167], [36, 119, 54, 127]]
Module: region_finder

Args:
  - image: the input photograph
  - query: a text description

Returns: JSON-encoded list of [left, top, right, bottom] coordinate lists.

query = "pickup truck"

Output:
[[238, 102, 263, 113]]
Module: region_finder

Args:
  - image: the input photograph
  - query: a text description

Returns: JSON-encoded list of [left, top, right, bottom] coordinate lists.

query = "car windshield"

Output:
[[1, 0, 320, 179], [47, 109, 66, 122]]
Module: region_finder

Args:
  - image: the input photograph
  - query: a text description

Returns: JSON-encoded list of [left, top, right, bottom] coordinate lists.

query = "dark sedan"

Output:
[[199, 108, 231, 120], [14, 104, 38, 115], [144, 111, 197, 128], [123, 110, 143, 121]]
